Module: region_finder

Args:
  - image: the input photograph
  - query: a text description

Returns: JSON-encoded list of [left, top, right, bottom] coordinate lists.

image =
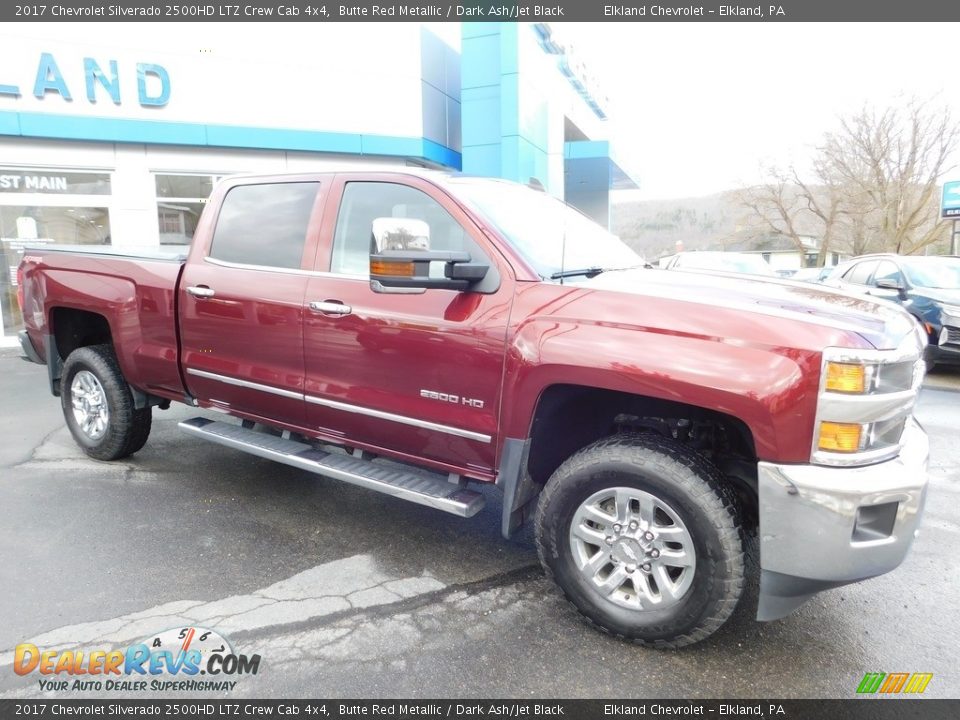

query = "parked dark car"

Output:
[[825, 253, 960, 367]]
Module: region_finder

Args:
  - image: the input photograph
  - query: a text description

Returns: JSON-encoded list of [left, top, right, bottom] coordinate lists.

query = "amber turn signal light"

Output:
[[825, 362, 866, 393], [818, 421, 864, 453], [370, 259, 415, 277]]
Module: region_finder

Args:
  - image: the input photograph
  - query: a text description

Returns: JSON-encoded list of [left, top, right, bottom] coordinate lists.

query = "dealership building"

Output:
[[0, 22, 638, 344]]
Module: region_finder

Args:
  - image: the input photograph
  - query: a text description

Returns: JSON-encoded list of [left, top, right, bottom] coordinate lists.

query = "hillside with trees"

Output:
[[612, 98, 959, 265]]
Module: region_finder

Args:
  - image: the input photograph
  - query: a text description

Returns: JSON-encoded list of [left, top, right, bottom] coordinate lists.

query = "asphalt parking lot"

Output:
[[0, 349, 958, 700]]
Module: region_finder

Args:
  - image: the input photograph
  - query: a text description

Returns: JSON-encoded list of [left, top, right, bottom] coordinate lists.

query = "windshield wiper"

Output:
[[549, 264, 651, 280], [550, 267, 607, 280]]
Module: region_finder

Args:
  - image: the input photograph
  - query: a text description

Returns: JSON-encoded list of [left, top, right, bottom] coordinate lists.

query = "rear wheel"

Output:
[[535, 433, 745, 648], [61, 344, 152, 460]]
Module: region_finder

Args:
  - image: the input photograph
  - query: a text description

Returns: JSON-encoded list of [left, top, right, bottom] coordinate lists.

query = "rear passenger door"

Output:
[[179, 180, 325, 429]]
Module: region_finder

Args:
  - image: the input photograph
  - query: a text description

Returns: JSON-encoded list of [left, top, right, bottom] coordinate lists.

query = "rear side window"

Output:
[[209, 182, 318, 269]]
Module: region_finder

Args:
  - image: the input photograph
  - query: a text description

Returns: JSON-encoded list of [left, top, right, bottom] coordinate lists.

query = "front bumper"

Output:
[[756, 417, 928, 620]]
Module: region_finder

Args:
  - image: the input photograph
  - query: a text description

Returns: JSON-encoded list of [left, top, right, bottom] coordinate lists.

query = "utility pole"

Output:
[[953, 219, 960, 255]]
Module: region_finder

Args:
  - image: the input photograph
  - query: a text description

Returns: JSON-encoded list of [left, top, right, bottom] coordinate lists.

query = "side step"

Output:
[[178, 417, 485, 518]]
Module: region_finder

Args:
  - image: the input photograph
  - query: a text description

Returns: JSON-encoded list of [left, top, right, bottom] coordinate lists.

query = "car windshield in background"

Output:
[[901, 258, 960, 289], [675, 252, 776, 276], [449, 178, 642, 279]]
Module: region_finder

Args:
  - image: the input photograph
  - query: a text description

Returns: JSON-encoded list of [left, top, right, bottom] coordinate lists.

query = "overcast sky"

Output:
[[563, 22, 960, 201]]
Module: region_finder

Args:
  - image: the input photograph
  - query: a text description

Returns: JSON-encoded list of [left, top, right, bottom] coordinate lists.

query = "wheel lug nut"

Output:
[[613, 524, 622, 533], [626, 564, 636, 573], [641, 563, 652, 572], [605, 536, 614, 545], [649, 549, 660, 558], [644, 531, 654, 541], [629, 521, 638, 530]]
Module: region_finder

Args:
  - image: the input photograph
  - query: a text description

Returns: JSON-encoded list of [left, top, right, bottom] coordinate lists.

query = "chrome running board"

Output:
[[179, 417, 484, 518]]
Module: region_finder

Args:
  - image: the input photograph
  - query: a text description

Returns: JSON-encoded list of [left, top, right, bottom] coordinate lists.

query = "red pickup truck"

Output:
[[17, 170, 929, 647]]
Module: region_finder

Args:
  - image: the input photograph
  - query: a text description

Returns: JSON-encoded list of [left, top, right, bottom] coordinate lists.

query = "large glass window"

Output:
[[208, 183, 318, 270], [1, 206, 110, 337], [155, 173, 221, 246], [0, 169, 110, 195]]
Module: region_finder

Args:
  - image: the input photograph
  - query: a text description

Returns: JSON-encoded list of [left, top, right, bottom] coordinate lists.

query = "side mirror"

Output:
[[370, 250, 489, 293], [369, 217, 488, 293], [875, 277, 907, 297]]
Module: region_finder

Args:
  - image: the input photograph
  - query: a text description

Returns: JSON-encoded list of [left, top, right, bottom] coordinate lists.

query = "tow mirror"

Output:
[[369, 217, 488, 293]]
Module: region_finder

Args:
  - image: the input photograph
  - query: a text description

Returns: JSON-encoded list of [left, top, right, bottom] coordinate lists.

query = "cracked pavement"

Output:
[[1, 351, 958, 699]]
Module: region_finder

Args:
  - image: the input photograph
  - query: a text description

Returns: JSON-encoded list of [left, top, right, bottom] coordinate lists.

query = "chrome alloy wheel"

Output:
[[70, 370, 110, 441], [569, 487, 696, 611]]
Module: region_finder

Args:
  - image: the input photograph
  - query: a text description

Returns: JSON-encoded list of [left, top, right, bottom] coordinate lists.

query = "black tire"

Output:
[[535, 433, 744, 649], [60, 344, 152, 461]]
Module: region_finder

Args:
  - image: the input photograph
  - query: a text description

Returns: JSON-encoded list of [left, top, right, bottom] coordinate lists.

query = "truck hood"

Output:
[[583, 268, 918, 350]]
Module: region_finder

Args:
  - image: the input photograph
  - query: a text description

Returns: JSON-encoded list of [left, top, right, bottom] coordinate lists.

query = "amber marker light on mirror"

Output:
[[370, 260, 415, 277]]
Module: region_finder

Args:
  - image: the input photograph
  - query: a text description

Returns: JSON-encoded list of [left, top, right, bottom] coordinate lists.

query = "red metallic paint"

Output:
[[21, 254, 184, 399], [19, 170, 919, 479], [301, 173, 515, 476]]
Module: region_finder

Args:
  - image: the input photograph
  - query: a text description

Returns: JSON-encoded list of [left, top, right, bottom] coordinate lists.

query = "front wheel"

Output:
[[535, 434, 745, 648], [61, 344, 152, 460]]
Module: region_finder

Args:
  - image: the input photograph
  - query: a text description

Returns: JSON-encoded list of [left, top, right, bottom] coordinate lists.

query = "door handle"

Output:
[[308, 300, 352, 316], [186, 285, 216, 299]]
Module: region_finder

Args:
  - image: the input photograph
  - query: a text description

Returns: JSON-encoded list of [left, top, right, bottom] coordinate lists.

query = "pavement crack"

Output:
[[230, 563, 543, 643]]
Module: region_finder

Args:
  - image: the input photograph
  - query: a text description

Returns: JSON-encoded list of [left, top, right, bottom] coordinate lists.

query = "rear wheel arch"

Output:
[[46, 307, 114, 395]]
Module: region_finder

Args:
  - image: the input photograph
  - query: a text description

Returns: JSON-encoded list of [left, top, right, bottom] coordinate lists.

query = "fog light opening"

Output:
[[852, 502, 899, 543]]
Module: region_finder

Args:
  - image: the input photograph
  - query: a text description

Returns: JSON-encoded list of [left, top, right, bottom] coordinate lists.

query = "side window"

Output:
[[330, 182, 484, 276], [209, 182, 318, 269], [844, 260, 879, 285], [871, 261, 903, 287]]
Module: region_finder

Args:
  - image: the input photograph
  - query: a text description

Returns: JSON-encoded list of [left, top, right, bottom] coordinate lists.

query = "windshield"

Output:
[[901, 258, 960, 289], [675, 252, 776, 276], [448, 178, 642, 278]]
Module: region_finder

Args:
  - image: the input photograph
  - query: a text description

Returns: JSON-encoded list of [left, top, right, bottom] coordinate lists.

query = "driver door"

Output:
[[301, 174, 513, 478]]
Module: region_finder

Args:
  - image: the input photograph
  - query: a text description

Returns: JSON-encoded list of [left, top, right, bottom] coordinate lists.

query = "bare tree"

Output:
[[736, 165, 845, 267], [822, 99, 958, 254], [738, 98, 959, 262]]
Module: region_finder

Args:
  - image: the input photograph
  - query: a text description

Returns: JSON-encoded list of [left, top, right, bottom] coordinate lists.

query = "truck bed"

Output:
[[19, 244, 187, 400]]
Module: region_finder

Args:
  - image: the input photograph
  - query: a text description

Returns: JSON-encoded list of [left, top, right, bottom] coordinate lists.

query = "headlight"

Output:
[[939, 303, 960, 321], [812, 331, 925, 466]]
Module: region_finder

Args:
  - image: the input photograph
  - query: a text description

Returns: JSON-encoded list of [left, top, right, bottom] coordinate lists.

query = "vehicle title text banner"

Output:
[[4, 0, 960, 22]]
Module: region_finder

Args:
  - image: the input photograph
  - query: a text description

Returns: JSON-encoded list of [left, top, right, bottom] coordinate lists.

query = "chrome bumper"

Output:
[[756, 417, 928, 620]]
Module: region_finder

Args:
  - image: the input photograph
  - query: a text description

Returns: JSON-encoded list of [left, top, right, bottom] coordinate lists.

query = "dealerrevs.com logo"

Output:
[[13, 626, 261, 693]]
